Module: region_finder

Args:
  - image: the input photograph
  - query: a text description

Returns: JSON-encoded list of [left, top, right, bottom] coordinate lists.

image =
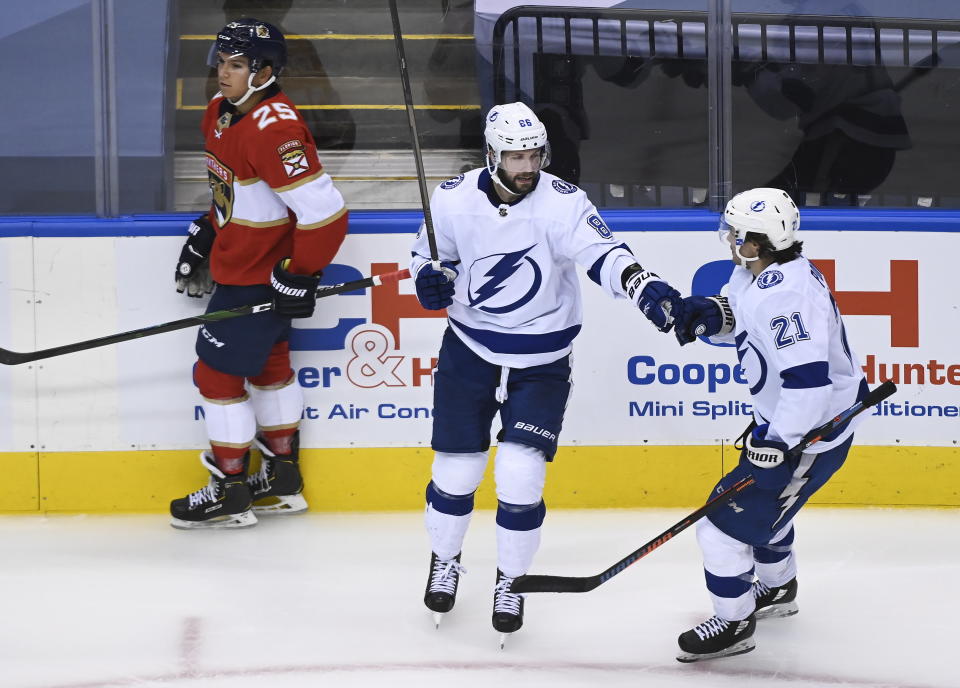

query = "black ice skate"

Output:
[[753, 577, 799, 619], [676, 614, 756, 663], [424, 552, 465, 628], [492, 569, 525, 648], [247, 433, 308, 514], [170, 452, 256, 529]]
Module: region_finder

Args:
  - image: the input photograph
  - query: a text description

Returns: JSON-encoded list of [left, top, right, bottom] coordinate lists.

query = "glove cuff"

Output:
[[621, 264, 661, 305], [705, 296, 735, 335]]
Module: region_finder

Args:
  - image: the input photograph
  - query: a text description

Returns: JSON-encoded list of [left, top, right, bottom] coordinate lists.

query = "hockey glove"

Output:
[[743, 424, 793, 490], [270, 259, 322, 318], [415, 262, 458, 310], [674, 295, 735, 346], [622, 265, 682, 333], [175, 215, 216, 297]]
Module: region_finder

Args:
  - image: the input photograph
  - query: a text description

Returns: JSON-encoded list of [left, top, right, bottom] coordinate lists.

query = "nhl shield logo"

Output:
[[256, 24, 270, 38]]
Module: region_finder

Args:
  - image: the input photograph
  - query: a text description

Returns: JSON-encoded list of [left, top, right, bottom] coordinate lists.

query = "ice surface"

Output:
[[1, 508, 956, 688]]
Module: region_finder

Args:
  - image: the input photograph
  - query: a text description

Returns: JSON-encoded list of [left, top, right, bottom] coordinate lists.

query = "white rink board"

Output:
[[0, 230, 954, 452]]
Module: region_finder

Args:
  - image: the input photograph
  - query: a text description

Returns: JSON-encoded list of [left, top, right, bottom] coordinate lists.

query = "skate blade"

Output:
[[431, 612, 446, 629], [676, 638, 756, 663], [499, 633, 508, 650], [170, 510, 258, 530], [251, 494, 308, 514], [755, 601, 798, 620]]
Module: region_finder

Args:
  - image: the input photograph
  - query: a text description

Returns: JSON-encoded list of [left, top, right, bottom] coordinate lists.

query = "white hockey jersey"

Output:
[[711, 256, 867, 452], [410, 168, 639, 368]]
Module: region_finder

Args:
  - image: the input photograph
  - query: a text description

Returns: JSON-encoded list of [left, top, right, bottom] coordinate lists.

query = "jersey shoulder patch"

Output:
[[440, 174, 465, 190], [586, 214, 613, 239], [551, 179, 579, 194], [756, 270, 784, 289]]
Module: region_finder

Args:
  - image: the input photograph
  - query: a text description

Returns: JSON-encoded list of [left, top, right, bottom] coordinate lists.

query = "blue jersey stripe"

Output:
[[450, 318, 581, 355], [780, 361, 831, 389]]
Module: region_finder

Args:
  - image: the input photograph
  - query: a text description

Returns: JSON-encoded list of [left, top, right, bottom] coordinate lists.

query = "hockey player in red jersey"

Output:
[[170, 18, 348, 529]]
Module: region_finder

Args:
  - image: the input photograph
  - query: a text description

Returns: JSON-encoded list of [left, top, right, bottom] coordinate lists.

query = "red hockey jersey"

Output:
[[201, 90, 348, 285]]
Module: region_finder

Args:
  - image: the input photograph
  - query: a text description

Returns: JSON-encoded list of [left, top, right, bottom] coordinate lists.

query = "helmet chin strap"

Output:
[[228, 71, 276, 107], [734, 237, 760, 263]]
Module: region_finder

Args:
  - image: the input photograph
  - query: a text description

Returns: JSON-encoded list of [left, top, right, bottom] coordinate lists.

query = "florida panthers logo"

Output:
[[467, 245, 542, 314], [205, 152, 234, 226]]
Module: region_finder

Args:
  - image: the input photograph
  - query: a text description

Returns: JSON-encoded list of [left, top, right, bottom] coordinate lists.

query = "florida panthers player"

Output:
[[169, 19, 348, 529], [671, 188, 868, 661], [411, 102, 683, 643]]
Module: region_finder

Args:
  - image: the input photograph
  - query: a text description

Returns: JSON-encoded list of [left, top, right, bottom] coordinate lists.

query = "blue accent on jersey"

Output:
[[440, 174, 465, 190], [426, 481, 475, 516], [704, 568, 753, 598], [757, 270, 784, 289], [552, 179, 577, 194], [495, 500, 546, 531], [781, 361, 831, 389], [449, 318, 581, 355], [467, 246, 543, 313], [587, 242, 630, 286]]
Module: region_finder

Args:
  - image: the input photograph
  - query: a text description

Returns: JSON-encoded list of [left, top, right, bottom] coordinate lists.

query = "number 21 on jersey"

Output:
[[770, 312, 810, 349]]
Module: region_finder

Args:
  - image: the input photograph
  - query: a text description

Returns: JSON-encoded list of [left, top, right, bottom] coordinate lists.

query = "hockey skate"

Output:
[[424, 552, 465, 628], [676, 614, 756, 663], [247, 433, 308, 514], [753, 577, 799, 619], [492, 569, 524, 649], [170, 451, 257, 530]]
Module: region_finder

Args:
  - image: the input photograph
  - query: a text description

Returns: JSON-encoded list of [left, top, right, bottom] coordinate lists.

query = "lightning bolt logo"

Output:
[[772, 452, 815, 530], [468, 245, 542, 314]]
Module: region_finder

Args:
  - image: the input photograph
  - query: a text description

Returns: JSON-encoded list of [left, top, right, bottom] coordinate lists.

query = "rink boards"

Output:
[[0, 210, 957, 511]]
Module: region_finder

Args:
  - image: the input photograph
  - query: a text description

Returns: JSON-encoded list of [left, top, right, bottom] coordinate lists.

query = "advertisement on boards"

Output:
[[4, 229, 953, 452]]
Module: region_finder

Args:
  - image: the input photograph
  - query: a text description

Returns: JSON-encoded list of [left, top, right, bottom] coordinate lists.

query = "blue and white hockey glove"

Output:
[[175, 214, 216, 297], [622, 265, 682, 333], [415, 262, 458, 310], [674, 295, 735, 346], [743, 424, 793, 490], [271, 258, 322, 318]]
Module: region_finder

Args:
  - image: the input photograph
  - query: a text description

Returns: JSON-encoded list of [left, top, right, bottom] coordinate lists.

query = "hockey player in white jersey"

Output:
[[671, 188, 868, 662], [411, 102, 683, 644]]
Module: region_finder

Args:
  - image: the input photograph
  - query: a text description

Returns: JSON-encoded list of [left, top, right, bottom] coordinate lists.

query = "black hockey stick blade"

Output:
[[511, 380, 897, 594], [0, 268, 410, 365]]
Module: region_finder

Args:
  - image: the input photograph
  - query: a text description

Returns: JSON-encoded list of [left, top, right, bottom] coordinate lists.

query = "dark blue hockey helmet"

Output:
[[207, 18, 287, 76]]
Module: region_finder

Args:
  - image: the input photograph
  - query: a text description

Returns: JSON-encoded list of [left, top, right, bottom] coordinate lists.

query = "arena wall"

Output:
[[1, 210, 956, 512]]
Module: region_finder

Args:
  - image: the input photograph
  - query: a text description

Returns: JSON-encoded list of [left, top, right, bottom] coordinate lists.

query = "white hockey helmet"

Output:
[[720, 187, 800, 262], [484, 102, 551, 175]]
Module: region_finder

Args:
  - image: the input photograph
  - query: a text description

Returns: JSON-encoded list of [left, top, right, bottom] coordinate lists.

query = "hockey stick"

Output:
[[511, 380, 898, 594], [0, 268, 410, 366], [387, 0, 446, 274]]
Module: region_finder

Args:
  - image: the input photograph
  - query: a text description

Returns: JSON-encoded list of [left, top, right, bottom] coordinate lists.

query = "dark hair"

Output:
[[744, 231, 803, 264]]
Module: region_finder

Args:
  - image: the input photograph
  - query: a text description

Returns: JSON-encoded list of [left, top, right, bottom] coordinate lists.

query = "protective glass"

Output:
[[206, 44, 248, 69], [717, 216, 738, 244], [499, 147, 549, 174]]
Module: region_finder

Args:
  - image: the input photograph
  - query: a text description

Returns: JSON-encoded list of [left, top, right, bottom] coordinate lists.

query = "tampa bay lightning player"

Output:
[[410, 102, 683, 643], [671, 188, 868, 662]]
